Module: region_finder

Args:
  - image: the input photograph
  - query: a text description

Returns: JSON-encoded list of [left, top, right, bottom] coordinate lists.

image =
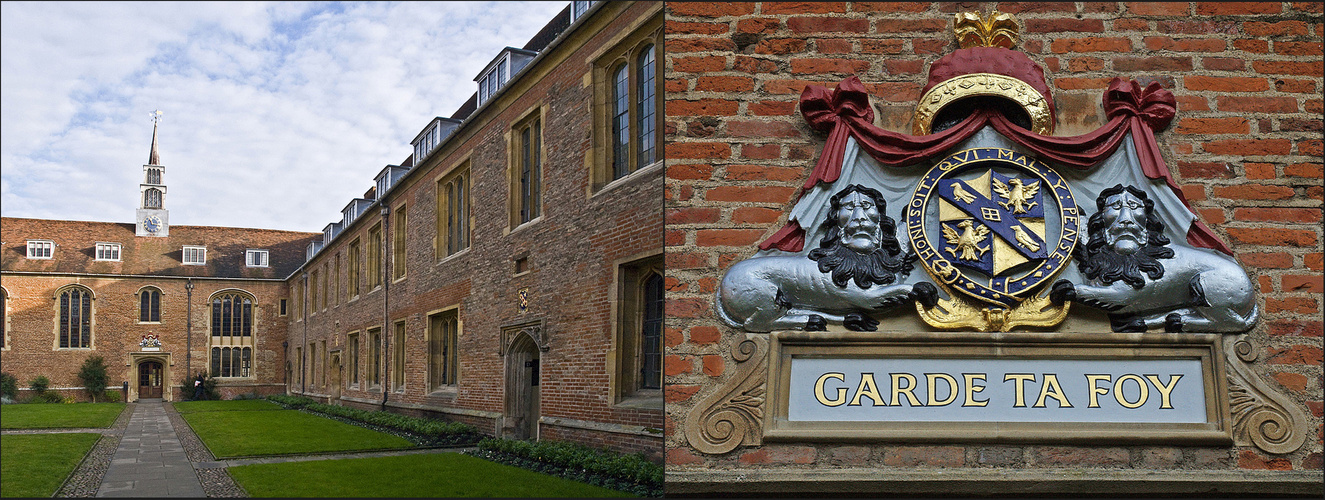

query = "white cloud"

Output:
[[1, 1, 569, 231]]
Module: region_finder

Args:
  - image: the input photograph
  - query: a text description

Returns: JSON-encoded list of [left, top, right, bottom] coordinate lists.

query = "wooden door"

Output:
[[138, 361, 163, 399]]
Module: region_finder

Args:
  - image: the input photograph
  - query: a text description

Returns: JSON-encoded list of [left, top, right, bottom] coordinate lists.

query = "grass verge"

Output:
[[0, 433, 101, 498], [174, 399, 280, 413], [228, 452, 632, 498], [179, 408, 413, 458], [0, 403, 125, 429]]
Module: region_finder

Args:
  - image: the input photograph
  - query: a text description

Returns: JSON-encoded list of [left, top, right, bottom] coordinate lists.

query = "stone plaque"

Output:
[[764, 331, 1231, 444]]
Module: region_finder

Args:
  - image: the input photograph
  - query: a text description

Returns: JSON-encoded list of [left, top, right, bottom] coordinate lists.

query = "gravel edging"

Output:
[[54, 402, 136, 498], [164, 402, 247, 498]]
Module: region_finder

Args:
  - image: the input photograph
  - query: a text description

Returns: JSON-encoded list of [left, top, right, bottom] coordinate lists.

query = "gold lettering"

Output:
[[815, 372, 848, 407], [891, 373, 923, 407], [1003, 373, 1036, 407], [1033, 374, 1073, 408], [926, 373, 959, 406], [963, 373, 989, 407], [1114, 374, 1149, 409], [849, 373, 887, 406], [1085, 374, 1111, 408], [999, 149, 1014, 160], [1145, 374, 1183, 409]]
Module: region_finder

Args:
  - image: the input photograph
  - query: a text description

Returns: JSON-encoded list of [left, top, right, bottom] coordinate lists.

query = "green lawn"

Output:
[[0, 403, 125, 429], [180, 408, 413, 458], [0, 433, 101, 498], [229, 452, 633, 498], [173, 399, 279, 413]]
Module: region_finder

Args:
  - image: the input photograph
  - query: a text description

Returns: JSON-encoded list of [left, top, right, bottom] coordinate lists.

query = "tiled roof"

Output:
[[1, 217, 318, 280]]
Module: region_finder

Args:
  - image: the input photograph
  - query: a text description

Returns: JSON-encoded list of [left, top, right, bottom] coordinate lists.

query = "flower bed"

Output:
[[468, 438, 663, 497], [266, 395, 480, 446]]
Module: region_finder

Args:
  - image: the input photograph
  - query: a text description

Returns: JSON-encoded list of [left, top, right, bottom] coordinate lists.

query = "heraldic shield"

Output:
[[907, 148, 1079, 312]]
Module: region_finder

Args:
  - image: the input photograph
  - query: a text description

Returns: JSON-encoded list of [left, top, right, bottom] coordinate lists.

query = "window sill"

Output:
[[427, 387, 459, 398], [55, 347, 94, 351], [438, 247, 470, 266], [137, 321, 162, 325], [614, 392, 663, 410], [594, 159, 664, 198], [507, 216, 544, 237]]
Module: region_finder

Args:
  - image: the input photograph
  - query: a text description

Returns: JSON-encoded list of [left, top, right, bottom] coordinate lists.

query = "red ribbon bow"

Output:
[[1103, 78, 1176, 132]]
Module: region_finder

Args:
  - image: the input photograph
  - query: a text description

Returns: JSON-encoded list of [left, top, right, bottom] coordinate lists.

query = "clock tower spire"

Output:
[[136, 110, 170, 237]]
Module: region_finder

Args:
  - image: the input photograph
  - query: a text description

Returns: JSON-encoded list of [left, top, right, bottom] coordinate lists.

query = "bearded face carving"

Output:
[[1052, 184, 1258, 333], [717, 185, 922, 332]]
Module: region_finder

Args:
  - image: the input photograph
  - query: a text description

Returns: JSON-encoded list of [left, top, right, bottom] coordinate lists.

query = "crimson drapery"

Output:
[[760, 76, 1230, 256]]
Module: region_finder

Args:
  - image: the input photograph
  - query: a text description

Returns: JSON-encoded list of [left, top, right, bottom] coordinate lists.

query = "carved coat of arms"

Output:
[[716, 11, 1257, 334]]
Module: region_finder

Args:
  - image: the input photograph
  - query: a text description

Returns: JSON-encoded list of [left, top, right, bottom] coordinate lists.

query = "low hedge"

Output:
[[471, 438, 663, 497], [266, 395, 479, 445]]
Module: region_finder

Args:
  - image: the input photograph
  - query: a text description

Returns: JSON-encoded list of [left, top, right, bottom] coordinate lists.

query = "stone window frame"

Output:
[[279, 298, 287, 317], [589, 13, 663, 193], [427, 306, 461, 395], [136, 285, 163, 324], [320, 262, 329, 311], [332, 251, 341, 307], [26, 240, 54, 259], [367, 326, 383, 390], [391, 319, 406, 393], [1, 286, 11, 351], [308, 269, 319, 317], [392, 202, 408, 282], [53, 284, 95, 350], [347, 237, 362, 302], [508, 105, 546, 231], [208, 289, 256, 379], [611, 251, 664, 408], [367, 222, 383, 292], [347, 330, 361, 389], [94, 242, 122, 261], [435, 158, 472, 261]]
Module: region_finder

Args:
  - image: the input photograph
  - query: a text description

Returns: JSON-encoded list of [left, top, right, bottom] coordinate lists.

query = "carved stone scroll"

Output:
[[1225, 336, 1307, 454], [684, 335, 768, 455]]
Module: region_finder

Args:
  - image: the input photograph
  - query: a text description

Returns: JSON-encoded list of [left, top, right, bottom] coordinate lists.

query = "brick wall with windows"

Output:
[[1, 218, 315, 401], [288, 1, 664, 459], [664, 1, 1321, 475]]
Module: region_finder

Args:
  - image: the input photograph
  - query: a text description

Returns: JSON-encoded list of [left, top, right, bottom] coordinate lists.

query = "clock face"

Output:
[[144, 216, 162, 233]]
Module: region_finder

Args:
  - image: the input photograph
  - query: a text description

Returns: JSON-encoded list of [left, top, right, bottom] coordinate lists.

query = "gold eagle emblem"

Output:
[[992, 177, 1040, 214], [942, 220, 991, 261]]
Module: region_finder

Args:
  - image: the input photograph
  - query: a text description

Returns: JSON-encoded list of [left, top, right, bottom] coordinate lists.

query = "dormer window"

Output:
[[246, 249, 269, 267], [571, 1, 593, 22], [95, 243, 122, 261], [182, 246, 206, 265], [478, 56, 509, 106], [26, 240, 54, 259]]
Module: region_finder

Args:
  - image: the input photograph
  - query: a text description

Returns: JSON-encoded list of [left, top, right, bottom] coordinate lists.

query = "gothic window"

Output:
[[147, 168, 161, 185], [429, 310, 459, 391], [210, 346, 251, 378], [616, 255, 663, 400], [144, 188, 163, 209], [437, 165, 470, 257], [348, 239, 361, 299], [511, 115, 542, 226], [58, 285, 93, 349], [392, 204, 407, 280], [139, 287, 161, 323], [594, 18, 662, 189], [210, 292, 252, 338], [392, 321, 405, 392], [348, 331, 360, 387], [368, 327, 382, 388], [368, 224, 382, 290]]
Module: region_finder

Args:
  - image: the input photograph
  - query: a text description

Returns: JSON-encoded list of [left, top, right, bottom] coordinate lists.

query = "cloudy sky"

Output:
[[2, 1, 569, 232]]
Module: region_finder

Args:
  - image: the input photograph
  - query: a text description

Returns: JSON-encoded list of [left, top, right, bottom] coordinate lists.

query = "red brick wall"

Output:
[[665, 1, 1322, 471], [289, 1, 665, 458]]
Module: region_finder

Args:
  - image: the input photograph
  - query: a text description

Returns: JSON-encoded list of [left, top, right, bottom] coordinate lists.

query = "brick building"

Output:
[[3, 1, 665, 459], [1, 124, 319, 402], [664, 1, 1321, 495], [285, 0, 665, 458]]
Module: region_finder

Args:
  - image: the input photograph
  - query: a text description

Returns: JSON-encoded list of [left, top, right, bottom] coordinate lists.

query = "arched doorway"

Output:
[[138, 360, 164, 399], [504, 334, 540, 440]]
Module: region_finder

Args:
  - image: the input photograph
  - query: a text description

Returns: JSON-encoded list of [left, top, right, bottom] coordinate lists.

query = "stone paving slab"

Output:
[[95, 402, 205, 498]]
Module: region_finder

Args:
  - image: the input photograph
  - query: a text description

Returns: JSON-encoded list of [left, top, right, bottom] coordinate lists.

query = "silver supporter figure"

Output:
[[717, 184, 927, 332], [1051, 184, 1258, 333]]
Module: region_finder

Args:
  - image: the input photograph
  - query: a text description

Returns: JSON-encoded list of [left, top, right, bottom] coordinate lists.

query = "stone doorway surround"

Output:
[[127, 352, 174, 402], [503, 331, 542, 441]]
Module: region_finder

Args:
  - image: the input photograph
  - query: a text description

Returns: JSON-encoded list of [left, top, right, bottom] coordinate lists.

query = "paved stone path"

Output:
[[96, 401, 206, 497]]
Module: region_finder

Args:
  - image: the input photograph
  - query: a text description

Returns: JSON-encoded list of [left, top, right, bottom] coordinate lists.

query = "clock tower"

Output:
[[136, 111, 169, 237]]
